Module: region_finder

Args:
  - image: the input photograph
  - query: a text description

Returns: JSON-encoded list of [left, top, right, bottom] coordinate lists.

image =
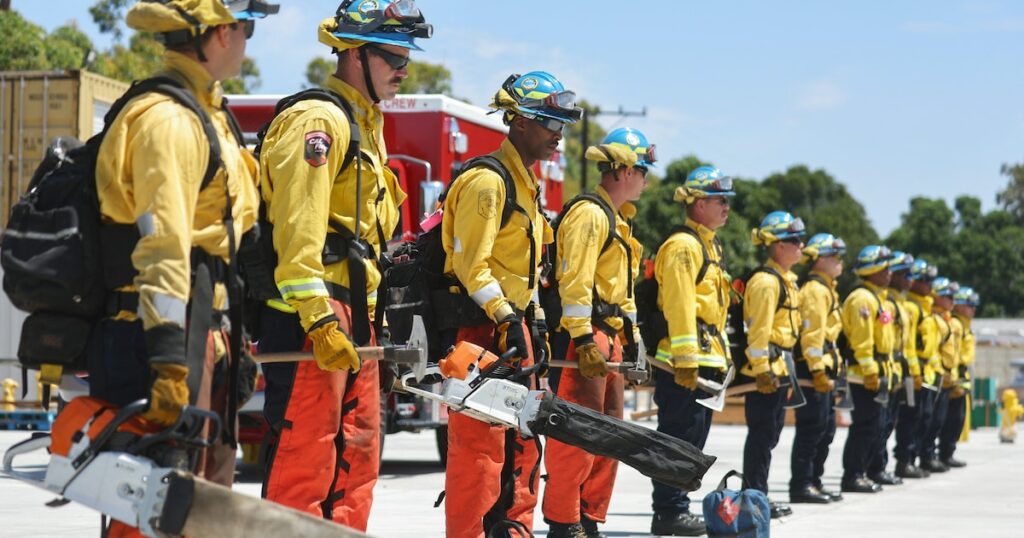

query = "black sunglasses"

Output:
[[366, 44, 410, 71], [780, 236, 803, 245], [241, 19, 255, 39]]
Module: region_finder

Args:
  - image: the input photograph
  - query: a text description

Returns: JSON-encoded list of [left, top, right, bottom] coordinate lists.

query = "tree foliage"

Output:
[[399, 60, 452, 94], [997, 162, 1024, 224]]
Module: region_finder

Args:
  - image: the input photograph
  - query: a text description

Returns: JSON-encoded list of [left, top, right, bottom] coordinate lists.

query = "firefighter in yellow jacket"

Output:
[[255, 2, 429, 529], [541, 128, 649, 538], [839, 245, 895, 494], [789, 233, 845, 505], [740, 211, 804, 519], [941, 286, 978, 467], [919, 277, 960, 474], [94, 1, 277, 535], [867, 251, 915, 487], [440, 71, 579, 538], [647, 166, 734, 536], [901, 258, 943, 475], [893, 255, 928, 479]]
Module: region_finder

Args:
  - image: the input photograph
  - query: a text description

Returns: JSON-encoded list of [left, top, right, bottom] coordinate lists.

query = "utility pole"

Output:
[[579, 105, 647, 191]]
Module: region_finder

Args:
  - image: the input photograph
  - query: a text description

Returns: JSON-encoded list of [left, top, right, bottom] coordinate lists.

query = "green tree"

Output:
[[997, 162, 1024, 224], [885, 197, 955, 265], [399, 60, 452, 94], [44, 24, 93, 69], [90, 32, 164, 82], [304, 56, 334, 88], [0, 10, 48, 69], [89, 0, 130, 41], [223, 57, 261, 94], [561, 101, 607, 199]]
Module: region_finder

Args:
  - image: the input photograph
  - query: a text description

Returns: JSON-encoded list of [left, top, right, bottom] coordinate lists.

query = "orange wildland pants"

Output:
[[542, 329, 624, 525], [260, 299, 380, 531], [445, 321, 540, 538]]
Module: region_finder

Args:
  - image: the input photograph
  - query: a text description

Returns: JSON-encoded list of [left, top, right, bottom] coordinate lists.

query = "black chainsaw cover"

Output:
[[530, 392, 716, 491]]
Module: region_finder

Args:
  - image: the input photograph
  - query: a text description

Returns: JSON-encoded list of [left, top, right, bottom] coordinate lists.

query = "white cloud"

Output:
[[797, 81, 846, 111]]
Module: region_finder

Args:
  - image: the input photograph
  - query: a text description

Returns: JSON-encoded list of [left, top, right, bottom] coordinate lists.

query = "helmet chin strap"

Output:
[[358, 46, 381, 104]]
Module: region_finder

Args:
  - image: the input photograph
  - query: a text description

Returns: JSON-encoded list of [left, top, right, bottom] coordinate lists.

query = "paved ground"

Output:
[[1, 416, 1022, 537]]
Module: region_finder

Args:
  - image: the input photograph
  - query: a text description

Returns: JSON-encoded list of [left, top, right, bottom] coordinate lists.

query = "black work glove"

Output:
[[495, 314, 529, 361]]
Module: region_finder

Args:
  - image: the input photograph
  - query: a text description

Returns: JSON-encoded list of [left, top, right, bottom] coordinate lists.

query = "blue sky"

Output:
[[18, 1, 1024, 235]]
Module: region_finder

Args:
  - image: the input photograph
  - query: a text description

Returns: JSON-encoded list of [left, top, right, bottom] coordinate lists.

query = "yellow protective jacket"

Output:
[[887, 290, 910, 384], [442, 139, 553, 321], [953, 314, 974, 388], [742, 259, 800, 377], [798, 271, 841, 374], [259, 76, 406, 332], [555, 186, 641, 339], [840, 281, 895, 379], [908, 291, 942, 385], [899, 294, 921, 377], [653, 218, 731, 370], [97, 51, 259, 332], [933, 309, 960, 382]]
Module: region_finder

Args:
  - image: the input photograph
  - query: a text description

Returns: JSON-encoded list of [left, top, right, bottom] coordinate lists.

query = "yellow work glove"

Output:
[[756, 372, 778, 394], [950, 386, 966, 399], [142, 363, 189, 427], [812, 370, 834, 394], [941, 374, 955, 389], [576, 341, 608, 379], [674, 366, 698, 390], [863, 372, 881, 392], [309, 319, 360, 373], [913, 375, 923, 391]]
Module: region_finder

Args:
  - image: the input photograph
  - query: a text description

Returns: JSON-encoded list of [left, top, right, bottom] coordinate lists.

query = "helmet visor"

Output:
[[705, 175, 733, 193], [787, 217, 806, 235]]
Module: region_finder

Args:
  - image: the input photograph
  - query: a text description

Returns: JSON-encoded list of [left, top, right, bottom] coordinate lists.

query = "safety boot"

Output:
[[650, 512, 706, 536], [580, 515, 607, 538], [941, 457, 966, 468], [895, 461, 927, 479], [920, 459, 949, 473], [547, 521, 588, 538], [868, 471, 903, 485]]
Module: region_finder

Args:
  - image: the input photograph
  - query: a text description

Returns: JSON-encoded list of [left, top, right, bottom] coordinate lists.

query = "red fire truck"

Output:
[[227, 93, 567, 464]]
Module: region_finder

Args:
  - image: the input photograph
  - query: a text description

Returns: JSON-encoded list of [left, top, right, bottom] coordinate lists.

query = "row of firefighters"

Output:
[[65, 1, 993, 537]]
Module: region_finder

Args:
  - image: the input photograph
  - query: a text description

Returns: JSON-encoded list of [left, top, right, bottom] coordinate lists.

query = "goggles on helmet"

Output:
[[702, 174, 733, 193], [501, 74, 584, 122], [335, 0, 433, 39], [786, 217, 806, 235], [643, 145, 658, 166], [224, 0, 279, 17]]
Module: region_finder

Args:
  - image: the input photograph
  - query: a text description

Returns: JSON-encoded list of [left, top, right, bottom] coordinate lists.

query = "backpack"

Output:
[[725, 265, 789, 370], [2, 77, 225, 377], [237, 88, 387, 343], [537, 192, 629, 335], [636, 225, 721, 354], [384, 155, 525, 361]]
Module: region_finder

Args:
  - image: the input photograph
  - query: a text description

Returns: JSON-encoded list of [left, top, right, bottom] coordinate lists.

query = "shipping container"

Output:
[[1, 70, 129, 227]]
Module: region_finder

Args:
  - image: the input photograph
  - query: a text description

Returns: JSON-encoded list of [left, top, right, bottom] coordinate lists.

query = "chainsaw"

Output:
[[400, 342, 716, 492], [3, 398, 372, 538]]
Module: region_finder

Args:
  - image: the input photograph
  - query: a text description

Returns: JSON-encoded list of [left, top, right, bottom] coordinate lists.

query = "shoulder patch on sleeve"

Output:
[[477, 188, 498, 219], [304, 131, 332, 167]]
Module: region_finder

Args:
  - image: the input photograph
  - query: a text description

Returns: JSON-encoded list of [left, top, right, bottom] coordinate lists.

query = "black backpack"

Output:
[[1, 77, 224, 375], [725, 265, 789, 370], [636, 225, 722, 354], [384, 155, 525, 360], [236, 88, 389, 343], [537, 192, 628, 335]]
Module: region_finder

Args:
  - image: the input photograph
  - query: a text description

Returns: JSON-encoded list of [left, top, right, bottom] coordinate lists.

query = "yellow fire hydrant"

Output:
[[1000, 389, 1023, 443], [2, 378, 18, 412]]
